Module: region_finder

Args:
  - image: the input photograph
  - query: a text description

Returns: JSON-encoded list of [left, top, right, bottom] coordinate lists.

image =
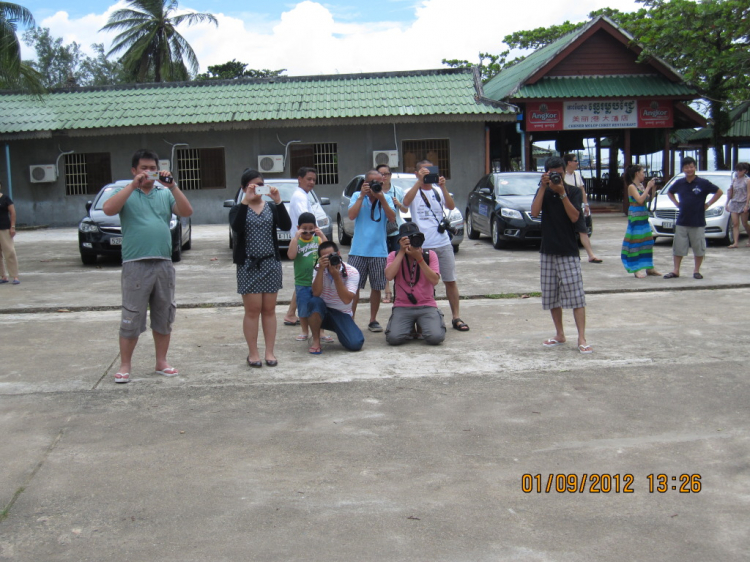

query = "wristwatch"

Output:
[[560, 193, 568, 200]]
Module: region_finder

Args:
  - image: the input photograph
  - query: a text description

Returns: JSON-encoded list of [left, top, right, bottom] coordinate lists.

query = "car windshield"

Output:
[[93, 186, 122, 210], [659, 173, 732, 195], [492, 174, 540, 196], [264, 182, 299, 202]]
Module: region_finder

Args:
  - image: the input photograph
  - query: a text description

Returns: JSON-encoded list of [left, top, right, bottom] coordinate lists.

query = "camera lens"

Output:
[[370, 181, 383, 193]]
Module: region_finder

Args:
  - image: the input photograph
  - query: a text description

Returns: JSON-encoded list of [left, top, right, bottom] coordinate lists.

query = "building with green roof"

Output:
[[482, 16, 705, 206], [0, 68, 516, 226]]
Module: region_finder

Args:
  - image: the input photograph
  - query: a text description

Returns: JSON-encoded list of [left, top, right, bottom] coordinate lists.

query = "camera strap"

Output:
[[369, 197, 383, 222], [401, 254, 421, 288], [419, 188, 444, 227]]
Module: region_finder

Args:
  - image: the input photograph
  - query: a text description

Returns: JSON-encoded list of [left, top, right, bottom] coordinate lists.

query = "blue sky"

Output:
[[18, 0, 645, 76]]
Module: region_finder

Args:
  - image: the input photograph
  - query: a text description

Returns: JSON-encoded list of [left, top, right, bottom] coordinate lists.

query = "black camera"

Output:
[[370, 181, 383, 193], [328, 253, 341, 267], [408, 232, 425, 248], [548, 171, 563, 185], [406, 292, 418, 305], [436, 218, 456, 236], [652, 177, 664, 186]]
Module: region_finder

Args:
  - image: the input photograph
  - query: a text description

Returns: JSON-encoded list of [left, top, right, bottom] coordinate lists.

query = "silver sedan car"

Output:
[[223, 179, 332, 251], [337, 173, 464, 252]]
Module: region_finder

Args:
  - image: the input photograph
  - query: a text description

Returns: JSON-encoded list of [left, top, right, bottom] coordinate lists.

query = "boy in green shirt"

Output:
[[287, 212, 332, 343]]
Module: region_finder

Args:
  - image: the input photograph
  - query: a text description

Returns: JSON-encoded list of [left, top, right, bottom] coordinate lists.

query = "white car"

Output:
[[648, 171, 735, 245], [337, 173, 464, 252]]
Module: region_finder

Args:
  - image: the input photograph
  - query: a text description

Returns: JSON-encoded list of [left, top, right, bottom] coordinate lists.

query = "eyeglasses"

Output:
[[571, 160, 578, 163], [381, 172, 392, 177], [300, 230, 315, 235]]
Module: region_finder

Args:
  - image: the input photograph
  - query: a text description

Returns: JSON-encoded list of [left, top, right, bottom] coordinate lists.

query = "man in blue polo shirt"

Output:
[[347, 169, 396, 332], [664, 157, 723, 280]]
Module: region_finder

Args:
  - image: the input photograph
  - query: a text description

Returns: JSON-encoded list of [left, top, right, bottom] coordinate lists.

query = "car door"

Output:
[[341, 176, 364, 237], [471, 175, 494, 233]]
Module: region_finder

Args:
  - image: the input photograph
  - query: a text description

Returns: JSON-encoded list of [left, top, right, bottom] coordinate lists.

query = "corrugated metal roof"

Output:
[[506, 75, 695, 99], [483, 15, 696, 102], [687, 102, 750, 142], [0, 69, 516, 135]]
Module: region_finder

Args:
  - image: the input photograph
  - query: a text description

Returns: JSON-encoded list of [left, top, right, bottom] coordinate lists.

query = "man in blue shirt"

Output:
[[664, 157, 723, 280], [347, 169, 396, 332]]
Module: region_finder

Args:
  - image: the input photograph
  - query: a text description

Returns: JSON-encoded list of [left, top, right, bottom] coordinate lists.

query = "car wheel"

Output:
[[172, 229, 182, 262], [466, 210, 480, 239], [722, 217, 735, 246], [337, 214, 352, 245], [491, 217, 508, 249], [452, 244, 459, 254], [80, 252, 97, 265], [183, 225, 192, 250], [229, 229, 234, 250]]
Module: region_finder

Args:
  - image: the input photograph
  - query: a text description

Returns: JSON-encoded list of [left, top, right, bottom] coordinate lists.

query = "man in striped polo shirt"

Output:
[[306, 241, 364, 354]]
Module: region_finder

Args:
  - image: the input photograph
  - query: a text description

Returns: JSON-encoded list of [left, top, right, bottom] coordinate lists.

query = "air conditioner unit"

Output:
[[258, 155, 284, 173], [29, 164, 57, 183], [373, 150, 399, 168], [158, 159, 171, 171]]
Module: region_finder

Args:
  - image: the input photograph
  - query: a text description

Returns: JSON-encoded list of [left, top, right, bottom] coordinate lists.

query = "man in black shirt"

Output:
[[531, 157, 591, 354]]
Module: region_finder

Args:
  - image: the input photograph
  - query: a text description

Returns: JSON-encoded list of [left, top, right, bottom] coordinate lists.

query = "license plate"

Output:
[[662, 221, 673, 229], [110, 237, 122, 246], [277, 231, 291, 241]]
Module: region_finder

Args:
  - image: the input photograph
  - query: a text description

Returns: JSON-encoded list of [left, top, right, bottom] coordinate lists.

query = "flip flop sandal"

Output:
[[578, 344, 593, 354], [114, 372, 130, 384], [382, 294, 393, 304], [588, 258, 603, 263], [320, 335, 335, 343], [451, 318, 470, 331], [155, 367, 179, 377], [663, 272, 679, 279], [542, 339, 565, 347], [308, 346, 322, 355], [693, 272, 704, 279], [283, 319, 301, 326], [295, 334, 309, 341]]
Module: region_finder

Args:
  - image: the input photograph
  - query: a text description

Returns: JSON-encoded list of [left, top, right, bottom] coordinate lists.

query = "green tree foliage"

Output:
[[441, 52, 507, 83], [101, 0, 218, 83], [0, 1, 44, 94], [23, 28, 128, 88], [194, 59, 286, 81]]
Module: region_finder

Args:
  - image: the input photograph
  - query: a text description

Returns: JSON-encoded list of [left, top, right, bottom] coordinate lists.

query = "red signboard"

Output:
[[525, 99, 674, 131], [637, 100, 674, 128], [526, 101, 564, 131]]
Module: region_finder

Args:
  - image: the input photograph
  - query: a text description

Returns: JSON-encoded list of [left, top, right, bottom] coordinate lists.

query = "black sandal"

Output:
[[247, 356, 262, 368], [452, 318, 470, 331]]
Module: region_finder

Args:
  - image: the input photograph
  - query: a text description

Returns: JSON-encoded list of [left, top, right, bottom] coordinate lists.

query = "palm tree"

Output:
[[0, 1, 44, 93], [101, 0, 218, 83]]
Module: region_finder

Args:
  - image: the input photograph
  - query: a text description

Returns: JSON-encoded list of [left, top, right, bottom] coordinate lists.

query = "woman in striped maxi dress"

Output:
[[621, 165, 661, 278]]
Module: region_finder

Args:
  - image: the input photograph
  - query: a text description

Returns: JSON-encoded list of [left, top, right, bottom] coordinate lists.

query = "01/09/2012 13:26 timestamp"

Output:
[[521, 474, 702, 494]]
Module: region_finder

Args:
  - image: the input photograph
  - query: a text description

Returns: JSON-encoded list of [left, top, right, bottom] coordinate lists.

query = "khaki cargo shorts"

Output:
[[120, 259, 176, 338]]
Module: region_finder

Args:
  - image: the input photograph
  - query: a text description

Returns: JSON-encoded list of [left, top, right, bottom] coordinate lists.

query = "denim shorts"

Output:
[[295, 285, 313, 318]]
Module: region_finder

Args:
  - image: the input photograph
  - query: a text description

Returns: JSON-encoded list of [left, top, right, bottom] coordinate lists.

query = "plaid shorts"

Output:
[[540, 254, 586, 310], [347, 255, 387, 290]]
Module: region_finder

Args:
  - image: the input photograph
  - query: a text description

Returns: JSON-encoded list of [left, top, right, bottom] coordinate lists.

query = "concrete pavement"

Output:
[[1, 216, 749, 561]]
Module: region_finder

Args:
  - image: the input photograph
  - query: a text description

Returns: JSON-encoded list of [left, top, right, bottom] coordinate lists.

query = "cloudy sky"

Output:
[[19, 0, 645, 76]]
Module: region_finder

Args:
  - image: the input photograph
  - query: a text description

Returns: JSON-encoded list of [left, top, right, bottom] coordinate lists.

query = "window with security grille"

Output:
[[175, 147, 226, 190], [64, 152, 112, 195], [289, 143, 338, 185], [401, 139, 451, 179]]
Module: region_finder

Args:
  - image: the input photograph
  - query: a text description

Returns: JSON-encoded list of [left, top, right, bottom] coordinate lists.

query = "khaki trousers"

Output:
[[0, 229, 18, 279]]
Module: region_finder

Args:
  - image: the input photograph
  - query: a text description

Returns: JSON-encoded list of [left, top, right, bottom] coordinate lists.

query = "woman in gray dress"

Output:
[[230, 169, 292, 367], [726, 162, 750, 248]]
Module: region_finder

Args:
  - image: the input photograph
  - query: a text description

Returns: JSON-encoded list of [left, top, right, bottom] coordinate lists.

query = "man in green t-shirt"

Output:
[[103, 149, 193, 383]]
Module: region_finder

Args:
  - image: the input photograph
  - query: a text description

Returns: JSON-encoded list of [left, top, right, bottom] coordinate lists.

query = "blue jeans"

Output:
[[295, 285, 313, 318], [306, 296, 364, 351]]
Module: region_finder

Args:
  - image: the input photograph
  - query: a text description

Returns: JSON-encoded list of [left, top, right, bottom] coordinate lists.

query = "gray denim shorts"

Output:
[[120, 259, 176, 338], [425, 243, 456, 283]]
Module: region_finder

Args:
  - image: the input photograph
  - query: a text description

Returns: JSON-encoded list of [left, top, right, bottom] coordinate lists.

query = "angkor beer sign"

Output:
[[526, 100, 673, 131]]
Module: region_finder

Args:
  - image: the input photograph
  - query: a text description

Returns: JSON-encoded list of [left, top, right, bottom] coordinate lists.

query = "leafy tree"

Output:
[[0, 1, 44, 93], [23, 28, 128, 88], [101, 0, 218, 83], [441, 52, 507, 83], [194, 59, 286, 80]]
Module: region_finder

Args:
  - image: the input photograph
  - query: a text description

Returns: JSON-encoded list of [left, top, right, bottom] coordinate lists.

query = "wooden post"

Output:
[[663, 129, 671, 179], [622, 129, 632, 213], [485, 126, 490, 175]]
